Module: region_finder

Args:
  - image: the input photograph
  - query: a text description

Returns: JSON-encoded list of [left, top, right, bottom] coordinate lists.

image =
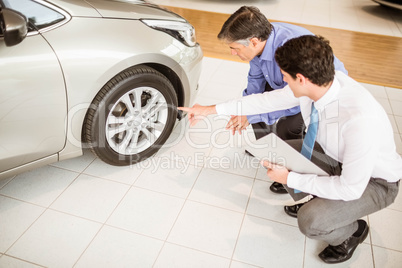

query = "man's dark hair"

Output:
[[217, 6, 272, 43], [275, 35, 335, 86]]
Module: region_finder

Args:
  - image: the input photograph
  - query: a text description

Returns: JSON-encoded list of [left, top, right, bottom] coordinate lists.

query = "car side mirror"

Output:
[[0, 8, 28, 47]]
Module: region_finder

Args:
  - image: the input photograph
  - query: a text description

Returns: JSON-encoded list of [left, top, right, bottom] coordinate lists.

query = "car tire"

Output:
[[83, 65, 178, 166]]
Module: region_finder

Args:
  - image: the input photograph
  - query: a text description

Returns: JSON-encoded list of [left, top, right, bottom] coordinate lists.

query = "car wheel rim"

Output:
[[106, 86, 168, 155]]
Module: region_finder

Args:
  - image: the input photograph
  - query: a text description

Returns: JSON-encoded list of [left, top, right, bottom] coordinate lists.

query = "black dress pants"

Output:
[[251, 82, 305, 141]]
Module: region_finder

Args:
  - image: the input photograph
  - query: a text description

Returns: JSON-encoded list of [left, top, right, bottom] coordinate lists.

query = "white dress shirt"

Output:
[[216, 71, 402, 201]]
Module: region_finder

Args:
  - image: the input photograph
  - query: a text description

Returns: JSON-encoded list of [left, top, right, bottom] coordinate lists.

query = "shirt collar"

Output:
[[314, 75, 340, 111]]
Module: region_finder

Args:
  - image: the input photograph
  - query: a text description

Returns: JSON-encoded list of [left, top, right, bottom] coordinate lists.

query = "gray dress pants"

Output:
[[283, 139, 400, 246]]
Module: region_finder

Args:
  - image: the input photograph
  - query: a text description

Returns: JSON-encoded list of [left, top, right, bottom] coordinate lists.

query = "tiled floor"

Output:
[[1, 1, 402, 267], [1, 56, 401, 267], [154, 0, 402, 37]]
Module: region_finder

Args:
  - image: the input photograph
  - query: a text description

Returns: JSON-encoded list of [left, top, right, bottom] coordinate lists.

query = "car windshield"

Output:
[[3, 0, 65, 31]]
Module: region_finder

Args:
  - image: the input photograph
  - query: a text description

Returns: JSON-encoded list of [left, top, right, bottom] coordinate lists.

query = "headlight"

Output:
[[141, 19, 197, 47]]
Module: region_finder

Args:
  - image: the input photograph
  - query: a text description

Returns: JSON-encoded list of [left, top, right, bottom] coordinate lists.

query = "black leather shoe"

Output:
[[269, 182, 287, 194], [318, 220, 369, 264], [284, 202, 306, 218]]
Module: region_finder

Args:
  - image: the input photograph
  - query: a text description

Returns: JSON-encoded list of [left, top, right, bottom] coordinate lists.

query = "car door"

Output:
[[0, 0, 68, 173]]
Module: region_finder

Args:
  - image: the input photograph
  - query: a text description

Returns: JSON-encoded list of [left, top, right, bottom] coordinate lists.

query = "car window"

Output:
[[0, 7, 3, 36], [2, 0, 65, 31]]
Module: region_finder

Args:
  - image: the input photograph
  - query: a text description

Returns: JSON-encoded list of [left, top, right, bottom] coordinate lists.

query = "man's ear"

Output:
[[296, 73, 307, 84], [250, 37, 260, 47]]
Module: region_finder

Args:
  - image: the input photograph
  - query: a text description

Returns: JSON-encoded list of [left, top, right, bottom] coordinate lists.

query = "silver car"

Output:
[[0, 0, 203, 179]]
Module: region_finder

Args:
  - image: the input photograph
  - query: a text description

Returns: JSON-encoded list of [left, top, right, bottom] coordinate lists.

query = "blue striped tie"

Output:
[[294, 103, 318, 193], [301, 103, 319, 160]]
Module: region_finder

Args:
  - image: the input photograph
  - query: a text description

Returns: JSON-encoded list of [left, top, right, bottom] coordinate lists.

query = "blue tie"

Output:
[[294, 103, 318, 193], [301, 103, 319, 160]]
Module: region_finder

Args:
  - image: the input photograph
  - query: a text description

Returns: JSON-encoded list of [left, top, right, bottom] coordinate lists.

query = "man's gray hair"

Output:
[[234, 38, 251, 47], [217, 6, 272, 44]]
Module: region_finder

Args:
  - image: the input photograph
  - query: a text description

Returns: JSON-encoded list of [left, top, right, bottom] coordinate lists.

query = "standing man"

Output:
[[218, 6, 348, 196], [179, 35, 401, 264]]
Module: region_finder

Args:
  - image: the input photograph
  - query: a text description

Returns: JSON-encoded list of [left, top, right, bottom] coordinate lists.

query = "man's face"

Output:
[[227, 41, 259, 62], [281, 70, 304, 98]]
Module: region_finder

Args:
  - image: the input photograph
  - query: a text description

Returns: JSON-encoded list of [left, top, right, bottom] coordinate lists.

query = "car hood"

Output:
[[84, 0, 186, 21]]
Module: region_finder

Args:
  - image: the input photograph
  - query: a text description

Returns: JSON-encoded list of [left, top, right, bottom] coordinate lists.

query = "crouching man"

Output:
[[179, 35, 401, 264]]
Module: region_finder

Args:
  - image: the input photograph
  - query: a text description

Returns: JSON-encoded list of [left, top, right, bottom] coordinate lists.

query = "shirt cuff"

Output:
[[215, 103, 227, 115], [247, 114, 262, 124], [287, 171, 303, 190]]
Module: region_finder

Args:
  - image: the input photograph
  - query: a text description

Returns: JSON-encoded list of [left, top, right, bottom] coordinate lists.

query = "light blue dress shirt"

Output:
[[244, 22, 348, 125]]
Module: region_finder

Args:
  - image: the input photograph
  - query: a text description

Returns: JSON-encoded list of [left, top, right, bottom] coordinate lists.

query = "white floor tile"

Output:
[[164, 125, 186, 146], [167, 201, 243, 258], [197, 57, 222, 93], [246, 180, 299, 227], [107, 187, 184, 240], [0, 176, 14, 190], [0, 196, 44, 253], [192, 94, 224, 107], [233, 215, 304, 267], [188, 168, 253, 212], [7, 210, 101, 268], [304, 238, 374, 267], [0, 255, 43, 268], [75, 225, 163, 268], [134, 161, 201, 198], [390, 100, 402, 116], [50, 149, 96, 173], [301, 11, 331, 28], [362, 83, 388, 99], [178, 114, 230, 145], [198, 81, 243, 102], [386, 87, 402, 102], [258, 4, 279, 21], [197, 59, 246, 101], [207, 131, 260, 179], [208, 63, 248, 91], [50, 174, 130, 222], [269, 3, 304, 24], [369, 208, 402, 251], [0, 166, 78, 207], [218, 60, 250, 77], [395, 116, 402, 133], [373, 246, 402, 268], [82, 158, 144, 185], [376, 98, 393, 115], [154, 243, 230, 268], [388, 115, 399, 133], [330, 9, 360, 31], [156, 135, 212, 167], [230, 261, 261, 268]]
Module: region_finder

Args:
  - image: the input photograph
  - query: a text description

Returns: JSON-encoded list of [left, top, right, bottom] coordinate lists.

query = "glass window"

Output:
[[3, 0, 65, 31], [0, 7, 3, 36]]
